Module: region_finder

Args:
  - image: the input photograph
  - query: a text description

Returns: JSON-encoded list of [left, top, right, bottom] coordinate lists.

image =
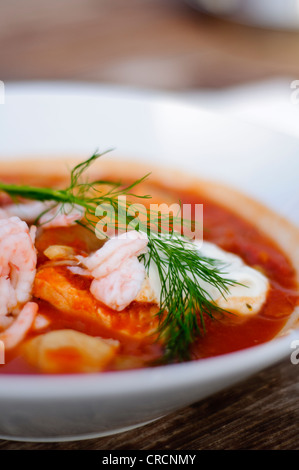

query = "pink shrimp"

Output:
[[0, 217, 37, 316], [78, 231, 148, 311], [0, 200, 84, 229], [39, 203, 84, 228], [0, 201, 48, 223], [0, 302, 38, 350], [0, 217, 39, 349]]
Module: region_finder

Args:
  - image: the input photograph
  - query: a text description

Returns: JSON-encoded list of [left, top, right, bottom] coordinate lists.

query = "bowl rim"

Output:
[[0, 331, 297, 399]]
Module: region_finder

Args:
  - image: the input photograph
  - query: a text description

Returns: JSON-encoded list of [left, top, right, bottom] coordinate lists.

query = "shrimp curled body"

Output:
[[0, 217, 37, 317], [78, 231, 149, 311], [0, 302, 38, 350]]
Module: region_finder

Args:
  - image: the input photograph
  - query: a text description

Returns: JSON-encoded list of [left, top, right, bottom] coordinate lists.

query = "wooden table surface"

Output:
[[1, 0, 299, 451]]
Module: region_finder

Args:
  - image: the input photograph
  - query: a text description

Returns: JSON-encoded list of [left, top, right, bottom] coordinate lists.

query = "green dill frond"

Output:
[[142, 234, 237, 362]]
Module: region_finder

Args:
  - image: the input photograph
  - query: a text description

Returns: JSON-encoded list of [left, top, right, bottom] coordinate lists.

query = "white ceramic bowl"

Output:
[[0, 82, 298, 442]]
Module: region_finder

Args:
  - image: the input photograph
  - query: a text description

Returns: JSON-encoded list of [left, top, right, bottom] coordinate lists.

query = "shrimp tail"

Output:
[[0, 302, 38, 350]]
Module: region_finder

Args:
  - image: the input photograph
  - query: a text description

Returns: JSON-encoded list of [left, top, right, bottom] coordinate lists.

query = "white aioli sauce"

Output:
[[137, 239, 269, 316]]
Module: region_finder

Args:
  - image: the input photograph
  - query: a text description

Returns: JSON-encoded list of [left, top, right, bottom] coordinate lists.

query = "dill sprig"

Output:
[[0, 151, 239, 362], [0, 151, 151, 235], [142, 234, 236, 362]]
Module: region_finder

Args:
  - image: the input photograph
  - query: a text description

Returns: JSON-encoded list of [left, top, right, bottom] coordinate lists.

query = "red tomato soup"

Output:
[[0, 174, 298, 374]]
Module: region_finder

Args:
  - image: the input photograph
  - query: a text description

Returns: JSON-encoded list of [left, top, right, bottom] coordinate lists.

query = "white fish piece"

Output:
[[44, 245, 76, 260], [22, 329, 119, 373]]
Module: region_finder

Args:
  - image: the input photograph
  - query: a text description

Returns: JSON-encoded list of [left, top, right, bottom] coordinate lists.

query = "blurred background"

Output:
[[1, 0, 299, 134]]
